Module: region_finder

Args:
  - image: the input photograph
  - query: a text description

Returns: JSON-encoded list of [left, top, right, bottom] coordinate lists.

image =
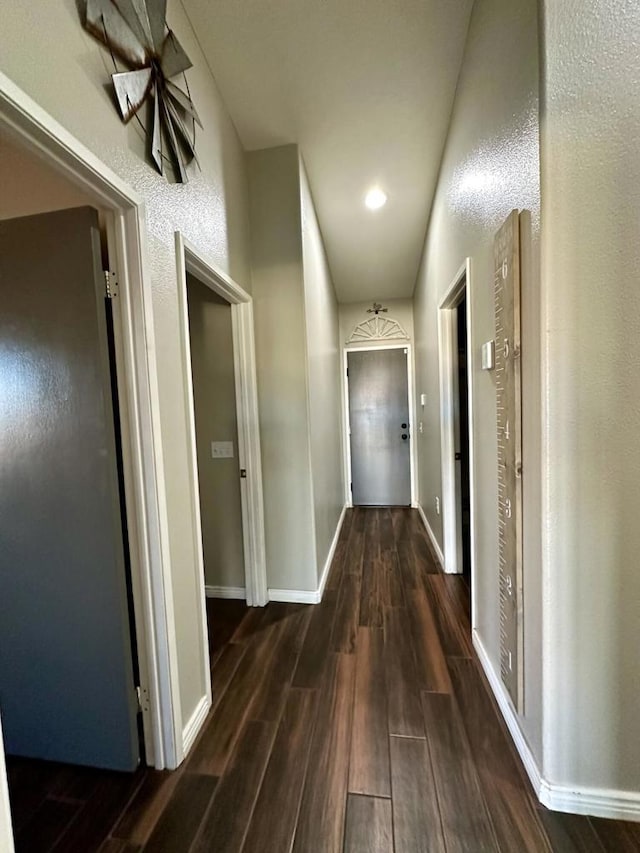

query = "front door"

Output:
[[347, 348, 411, 506], [0, 207, 140, 771]]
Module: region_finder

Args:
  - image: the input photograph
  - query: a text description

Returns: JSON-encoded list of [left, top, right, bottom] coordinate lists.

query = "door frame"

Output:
[[343, 343, 418, 508], [175, 233, 268, 609], [437, 259, 477, 607], [0, 72, 181, 773]]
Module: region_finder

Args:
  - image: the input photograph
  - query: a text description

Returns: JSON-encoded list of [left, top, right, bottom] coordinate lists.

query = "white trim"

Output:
[[539, 781, 640, 823], [181, 694, 211, 759], [173, 234, 212, 764], [0, 717, 14, 853], [473, 629, 640, 822], [268, 588, 321, 605], [317, 504, 347, 599], [472, 630, 542, 796], [416, 503, 445, 570], [205, 586, 247, 600], [0, 70, 180, 769], [175, 234, 268, 609], [346, 316, 409, 344], [437, 259, 477, 595], [343, 343, 417, 507]]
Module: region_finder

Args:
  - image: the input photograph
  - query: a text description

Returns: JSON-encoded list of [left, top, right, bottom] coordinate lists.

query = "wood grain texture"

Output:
[[192, 721, 275, 853], [422, 692, 497, 852], [384, 607, 425, 738], [591, 817, 640, 852], [143, 774, 218, 853], [243, 689, 317, 853], [15, 797, 80, 853], [292, 653, 356, 853], [448, 657, 550, 852], [292, 589, 338, 688], [331, 572, 362, 653], [406, 587, 451, 693], [8, 507, 635, 853], [390, 735, 445, 853], [344, 794, 393, 853], [539, 810, 605, 852], [248, 607, 311, 722], [425, 574, 472, 658], [50, 773, 146, 853], [187, 622, 277, 775], [111, 771, 180, 846], [349, 628, 390, 798]]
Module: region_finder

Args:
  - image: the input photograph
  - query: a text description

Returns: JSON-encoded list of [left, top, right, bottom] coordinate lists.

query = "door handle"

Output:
[[401, 434, 408, 440], [401, 423, 408, 429]]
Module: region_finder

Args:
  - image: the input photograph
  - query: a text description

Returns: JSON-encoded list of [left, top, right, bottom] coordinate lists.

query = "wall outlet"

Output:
[[211, 441, 234, 459], [435, 496, 440, 515]]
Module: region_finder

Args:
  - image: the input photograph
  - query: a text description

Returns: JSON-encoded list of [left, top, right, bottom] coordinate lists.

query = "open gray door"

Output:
[[348, 348, 411, 506], [0, 207, 140, 771]]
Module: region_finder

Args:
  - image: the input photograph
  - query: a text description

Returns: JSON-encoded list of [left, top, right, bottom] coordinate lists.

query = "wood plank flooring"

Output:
[[6, 507, 640, 852]]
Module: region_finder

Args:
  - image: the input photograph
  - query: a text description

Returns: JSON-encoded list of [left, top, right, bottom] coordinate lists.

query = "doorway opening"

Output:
[[0, 76, 181, 782], [438, 259, 476, 625], [344, 345, 416, 508], [0, 135, 156, 797], [175, 234, 268, 624]]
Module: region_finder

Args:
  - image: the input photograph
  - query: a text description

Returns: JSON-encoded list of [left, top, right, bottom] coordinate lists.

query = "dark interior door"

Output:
[[348, 348, 411, 506], [0, 207, 139, 771]]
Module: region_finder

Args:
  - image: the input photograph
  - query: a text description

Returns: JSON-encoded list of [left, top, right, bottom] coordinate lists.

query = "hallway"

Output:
[[6, 509, 640, 852]]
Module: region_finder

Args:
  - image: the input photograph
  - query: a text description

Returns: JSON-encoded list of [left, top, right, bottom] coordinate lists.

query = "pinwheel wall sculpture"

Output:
[[83, 0, 201, 182]]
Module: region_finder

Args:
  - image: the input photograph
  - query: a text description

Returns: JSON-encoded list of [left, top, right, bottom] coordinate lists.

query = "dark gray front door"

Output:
[[0, 207, 139, 771], [348, 348, 411, 506]]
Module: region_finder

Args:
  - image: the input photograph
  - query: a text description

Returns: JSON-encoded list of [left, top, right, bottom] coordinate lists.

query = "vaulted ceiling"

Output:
[[182, 0, 473, 303]]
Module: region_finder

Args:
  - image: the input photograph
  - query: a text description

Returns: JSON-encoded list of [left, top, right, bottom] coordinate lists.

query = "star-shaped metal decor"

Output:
[[83, 0, 201, 182]]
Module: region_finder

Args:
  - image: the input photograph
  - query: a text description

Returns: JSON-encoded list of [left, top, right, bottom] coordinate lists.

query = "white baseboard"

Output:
[[268, 588, 321, 604], [317, 503, 347, 599], [472, 630, 640, 822], [181, 694, 210, 759], [416, 503, 445, 569], [539, 779, 640, 822], [472, 630, 542, 796], [204, 585, 246, 600], [268, 504, 347, 606]]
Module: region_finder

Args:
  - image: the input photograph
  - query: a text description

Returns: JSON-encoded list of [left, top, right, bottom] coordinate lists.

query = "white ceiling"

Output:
[[182, 0, 473, 303]]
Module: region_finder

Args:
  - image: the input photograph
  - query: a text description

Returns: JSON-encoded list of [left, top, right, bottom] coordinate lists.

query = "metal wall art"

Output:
[[83, 0, 201, 182]]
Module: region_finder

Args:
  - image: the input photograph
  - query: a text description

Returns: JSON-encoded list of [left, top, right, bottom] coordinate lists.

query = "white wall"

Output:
[[413, 0, 542, 759], [187, 275, 245, 591], [541, 0, 640, 799], [248, 145, 317, 593], [0, 0, 252, 739], [299, 159, 344, 583]]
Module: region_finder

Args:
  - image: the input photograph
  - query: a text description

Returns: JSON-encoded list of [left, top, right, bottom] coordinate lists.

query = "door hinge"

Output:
[[350, 482, 353, 492], [135, 685, 150, 714], [346, 367, 349, 377], [104, 270, 119, 299]]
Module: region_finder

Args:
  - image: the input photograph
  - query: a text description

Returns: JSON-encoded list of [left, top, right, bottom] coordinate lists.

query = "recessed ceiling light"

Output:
[[365, 187, 387, 210]]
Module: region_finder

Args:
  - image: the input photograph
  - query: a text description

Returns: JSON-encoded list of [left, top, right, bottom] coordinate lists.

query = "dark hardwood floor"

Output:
[[6, 508, 640, 852]]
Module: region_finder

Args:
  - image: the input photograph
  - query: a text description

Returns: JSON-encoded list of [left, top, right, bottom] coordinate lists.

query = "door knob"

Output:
[[401, 423, 407, 429], [402, 434, 408, 440]]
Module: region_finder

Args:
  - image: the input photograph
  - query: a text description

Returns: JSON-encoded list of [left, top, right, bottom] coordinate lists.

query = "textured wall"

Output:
[[0, 0, 252, 732], [187, 275, 245, 591], [541, 0, 640, 793], [248, 145, 317, 592], [413, 0, 542, 758], [300, 159, 344, 581]]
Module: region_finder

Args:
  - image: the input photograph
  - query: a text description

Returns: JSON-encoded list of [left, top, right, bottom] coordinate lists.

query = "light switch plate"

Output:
[[211, 441, 234, 459], [482, 340, 495, 370]]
